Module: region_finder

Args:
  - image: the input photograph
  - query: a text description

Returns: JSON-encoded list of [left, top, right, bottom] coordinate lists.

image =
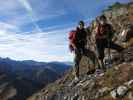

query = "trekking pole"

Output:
[[89, 37, 101, 69]]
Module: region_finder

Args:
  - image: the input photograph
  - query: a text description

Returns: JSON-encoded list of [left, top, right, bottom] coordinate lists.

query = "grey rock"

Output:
[[110, 89, 117, 99], [125, 80, 133, 87], [117, 86, 128, 96], [63, 96, 67, 100]]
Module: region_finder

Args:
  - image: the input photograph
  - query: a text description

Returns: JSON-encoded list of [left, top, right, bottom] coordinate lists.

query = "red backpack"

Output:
[[68, 30, 76, 52]]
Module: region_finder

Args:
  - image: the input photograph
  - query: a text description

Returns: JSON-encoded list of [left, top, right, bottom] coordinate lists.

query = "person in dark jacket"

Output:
[[95, 15, 124, 70], [69, 21, 99, 81]]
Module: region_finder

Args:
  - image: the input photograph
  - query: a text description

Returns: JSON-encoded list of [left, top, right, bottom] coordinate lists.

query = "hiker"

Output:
[[95, 15, 124, 70], [69, 21, 99, 80]]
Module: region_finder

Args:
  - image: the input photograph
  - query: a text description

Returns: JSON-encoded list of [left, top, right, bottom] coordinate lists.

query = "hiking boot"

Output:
[[87, 69, 96, 75], [95, 69, 103, 73], [95, 69, 105, 77]]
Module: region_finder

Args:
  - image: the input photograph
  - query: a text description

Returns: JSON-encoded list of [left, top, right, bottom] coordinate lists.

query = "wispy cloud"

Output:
[[18, 0, 43, 32], [0, 0, 67, 32], [0, 21, 73, 61]]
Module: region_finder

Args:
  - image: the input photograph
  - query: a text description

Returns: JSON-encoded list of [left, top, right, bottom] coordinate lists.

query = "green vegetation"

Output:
[[107, 2, 124, 10]]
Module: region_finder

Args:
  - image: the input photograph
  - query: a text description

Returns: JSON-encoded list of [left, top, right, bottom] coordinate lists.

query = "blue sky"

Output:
[[0, 0, 131, 62]]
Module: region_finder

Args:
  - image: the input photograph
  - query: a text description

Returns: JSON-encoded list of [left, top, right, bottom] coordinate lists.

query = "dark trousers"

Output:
[[96, 39, 124, 60], [74, 47, 99, 77]]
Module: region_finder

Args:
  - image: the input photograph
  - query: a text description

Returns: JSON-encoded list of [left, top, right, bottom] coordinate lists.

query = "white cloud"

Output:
[[0, 22, 20, 32], [0, 22, 73, 62]]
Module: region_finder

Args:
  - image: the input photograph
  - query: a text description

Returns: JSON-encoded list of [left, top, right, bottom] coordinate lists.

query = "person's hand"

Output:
[[69, 43, 76, 53], [71, 43, 76, 50]]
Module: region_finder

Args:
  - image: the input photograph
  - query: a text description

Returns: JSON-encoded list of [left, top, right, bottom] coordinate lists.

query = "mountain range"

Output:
[[0, 57, 71, 100]]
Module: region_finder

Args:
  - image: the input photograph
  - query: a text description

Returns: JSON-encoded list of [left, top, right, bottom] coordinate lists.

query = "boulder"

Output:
[[117, 86, 128, 96]]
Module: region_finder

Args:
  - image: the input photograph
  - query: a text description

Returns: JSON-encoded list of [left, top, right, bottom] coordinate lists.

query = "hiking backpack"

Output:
[[68, 30, 76, 52]]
